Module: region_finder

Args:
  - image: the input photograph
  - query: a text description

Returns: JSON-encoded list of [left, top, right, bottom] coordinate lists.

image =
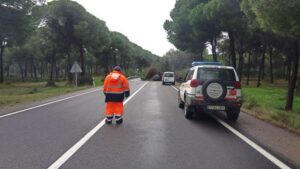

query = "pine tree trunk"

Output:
[[246, 53, 251, 86], [237, 46, 244, 81], [262, 60, 265, 80], [65, 64, 68, 80], [18, 63, 24, 82], [40, 62, 44, 79], [33, 61, 38, 81], [6, 65, 9, 78], [257, 45, 266, 87], [269, 47, 274, 83], [103, 53, 109, 75], [67, 53, 72, 82], [0, 45, 4, 83], [24, 60, 28, 79], [45, 63, 48, 78], [95, 65, 99, 75], [55, 62, 59, 80], [285, 39, 299, 110], [79, 43, 85, 77], [211, 38, 217, 62], [228, 31, 236, 69], [30, 57, 34, 79], [199, 50, 204, 61], [113, 55, 117, 66], [286, 54, 292, 81], [50, 53, 54, 81], [283, 61, 286, 79]]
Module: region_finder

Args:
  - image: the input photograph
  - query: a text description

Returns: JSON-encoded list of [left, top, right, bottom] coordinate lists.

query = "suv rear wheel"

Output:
[[226, 110, 240, 122], [184, 102, 194, 120], [178, 94, 184, 109]]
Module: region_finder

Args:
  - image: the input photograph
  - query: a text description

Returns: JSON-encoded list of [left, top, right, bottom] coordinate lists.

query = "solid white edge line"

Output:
[[170, 86, 291, 169], [47, 81, 149, 169], [1, 79, 139, 119], [171, 85, 179, 91], [0, 89, 100, 119], [211, 115, 291, 169]]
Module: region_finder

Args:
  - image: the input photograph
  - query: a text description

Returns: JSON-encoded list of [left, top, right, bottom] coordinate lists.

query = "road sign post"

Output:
[[70, 61, 82, 87], [75, 72, 78, 87], [92, 77, 96, 88]]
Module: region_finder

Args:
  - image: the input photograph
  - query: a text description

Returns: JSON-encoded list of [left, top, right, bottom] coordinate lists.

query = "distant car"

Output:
[[162, 72, 175, 85], [151, 74, 161, 81], [178, 62, 242, 121]]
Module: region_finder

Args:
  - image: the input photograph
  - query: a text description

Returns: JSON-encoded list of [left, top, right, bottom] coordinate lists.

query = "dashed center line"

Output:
[[47, 82, 149, 169]]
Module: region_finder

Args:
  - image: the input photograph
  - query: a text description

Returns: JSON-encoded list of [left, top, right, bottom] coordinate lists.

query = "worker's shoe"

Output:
[[105, 119, 112, 124], [116, 119, 123, 124], [115, 116, 123, 124], [105, 116, 113, 124]]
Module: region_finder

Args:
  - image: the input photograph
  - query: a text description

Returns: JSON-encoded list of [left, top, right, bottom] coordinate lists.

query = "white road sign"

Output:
[[70, 61, 82, 87], [70, 61, 82, 73]]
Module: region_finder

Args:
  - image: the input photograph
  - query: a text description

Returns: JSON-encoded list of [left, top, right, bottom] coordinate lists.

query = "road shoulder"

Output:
[[0, 79, 140, 117], [173, 83, 300, 168], [0, 87, 100, 117], [227, 111, 300, 168]]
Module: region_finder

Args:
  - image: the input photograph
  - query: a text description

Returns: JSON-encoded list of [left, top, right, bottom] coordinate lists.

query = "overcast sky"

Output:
[[72, 0, 176, 56]]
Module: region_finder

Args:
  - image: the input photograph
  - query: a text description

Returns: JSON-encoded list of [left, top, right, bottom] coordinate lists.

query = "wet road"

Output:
[[0, 80, 293, 169]]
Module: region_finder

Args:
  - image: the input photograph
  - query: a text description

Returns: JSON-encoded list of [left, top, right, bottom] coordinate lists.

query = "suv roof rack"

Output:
[[192, 61, 222, 66]]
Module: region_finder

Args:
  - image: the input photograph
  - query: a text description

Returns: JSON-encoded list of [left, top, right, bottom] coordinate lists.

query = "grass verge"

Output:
[[93, 76, 104, 87], [0, 80, 102, 108], [242, 83, 300, 134]]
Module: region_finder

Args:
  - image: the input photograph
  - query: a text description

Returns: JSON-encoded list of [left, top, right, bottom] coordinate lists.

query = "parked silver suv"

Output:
[[178, 62, 242, 121]]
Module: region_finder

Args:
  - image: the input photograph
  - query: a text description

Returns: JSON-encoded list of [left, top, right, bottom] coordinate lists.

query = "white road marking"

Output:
[[0, 89, 100, 119], [170, 86, 291, 169], [211, 115, 291, 169], [0, 79, 139, 120], [48, 81, 149, 169], [171, 85, 179, 91]]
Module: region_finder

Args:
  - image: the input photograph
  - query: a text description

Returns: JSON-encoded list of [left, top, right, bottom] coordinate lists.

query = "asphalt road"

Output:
[[0, 80, 294, 169]]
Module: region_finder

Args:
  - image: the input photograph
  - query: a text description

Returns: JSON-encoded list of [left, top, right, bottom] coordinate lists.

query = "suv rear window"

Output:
[[164, 73, 174, 77], [197, 68, 236, 82]]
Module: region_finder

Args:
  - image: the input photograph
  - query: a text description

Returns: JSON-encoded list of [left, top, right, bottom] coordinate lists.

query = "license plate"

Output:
[[207, 105, 225, 111]]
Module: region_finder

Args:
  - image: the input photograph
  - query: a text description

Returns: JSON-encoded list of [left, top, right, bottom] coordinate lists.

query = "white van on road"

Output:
[[162, 72, 175, 85]]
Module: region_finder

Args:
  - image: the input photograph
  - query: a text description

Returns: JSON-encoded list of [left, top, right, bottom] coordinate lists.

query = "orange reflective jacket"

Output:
[[103, 71, 130, 102]]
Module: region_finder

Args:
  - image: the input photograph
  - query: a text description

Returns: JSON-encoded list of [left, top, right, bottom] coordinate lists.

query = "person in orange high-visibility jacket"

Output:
[[103, 66, 130, 124]]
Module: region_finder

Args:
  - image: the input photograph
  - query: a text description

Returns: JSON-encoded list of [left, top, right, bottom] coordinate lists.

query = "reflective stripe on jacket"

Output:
[[103, 71, 130, 102]]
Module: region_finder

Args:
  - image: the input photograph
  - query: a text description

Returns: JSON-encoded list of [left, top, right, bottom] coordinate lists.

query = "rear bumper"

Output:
[[185, 94, 242, 112], [163, 80, 175, 83]]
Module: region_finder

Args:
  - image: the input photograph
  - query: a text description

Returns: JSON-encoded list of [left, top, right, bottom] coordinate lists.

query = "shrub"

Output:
[[29, 88, 38, 94], [145, 67, 161, 80], [46, 80, 56, 87], [243, 96, 258, 109], [78, 76, 93, 85]]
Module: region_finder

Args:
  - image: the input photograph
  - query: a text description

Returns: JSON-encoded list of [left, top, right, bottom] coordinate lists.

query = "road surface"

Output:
[[0, 79, 296, 169]]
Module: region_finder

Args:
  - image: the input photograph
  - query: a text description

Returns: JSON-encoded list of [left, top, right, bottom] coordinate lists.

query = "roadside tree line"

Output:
[[163, 0, 300, 110], [0, 0, 158, 85]]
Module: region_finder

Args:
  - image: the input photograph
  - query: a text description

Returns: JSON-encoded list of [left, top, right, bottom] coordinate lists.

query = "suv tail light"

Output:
[[234, 82, 241, 89], [190, 79, 199, 88]]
